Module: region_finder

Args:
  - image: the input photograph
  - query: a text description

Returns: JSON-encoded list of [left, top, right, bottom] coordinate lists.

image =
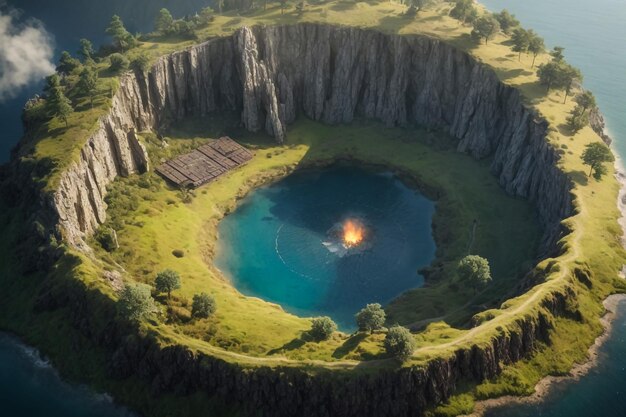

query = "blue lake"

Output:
[[215, 166, 436, 329]]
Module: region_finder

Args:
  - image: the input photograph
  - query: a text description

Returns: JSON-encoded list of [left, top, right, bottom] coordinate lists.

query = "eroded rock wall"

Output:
[[49, 23, 572, 250]]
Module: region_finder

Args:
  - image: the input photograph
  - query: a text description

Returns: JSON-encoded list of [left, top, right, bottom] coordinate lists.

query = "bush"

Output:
[[172, 249, 185, 258], [155, 269, 181, 298], [95, 227, 118, 252], [130, 53, 151, 73], [192, 293, 217, 318], [355, 303, 386, 333], [109, 53, 129, 73], [309, 316, 337, 341], [384, 326, 415, 361], [117, 283, 156, 322]]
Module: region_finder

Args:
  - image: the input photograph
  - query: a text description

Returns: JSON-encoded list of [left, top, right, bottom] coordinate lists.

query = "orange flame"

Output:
[[342, 219, 365, 248]]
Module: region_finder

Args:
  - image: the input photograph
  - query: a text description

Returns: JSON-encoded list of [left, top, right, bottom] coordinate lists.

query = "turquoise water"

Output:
[[215, 166, 436, 329], [0, 333, 134, 417]]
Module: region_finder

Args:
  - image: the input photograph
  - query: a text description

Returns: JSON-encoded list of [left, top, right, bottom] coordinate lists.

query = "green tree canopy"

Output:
[[450, 0, 478, 24], [309, 316, 337, 341], [471, 15, 501, 44], [117, 283, 156, 322], [130, 53, 151, 73], [550, 46, 565, 62], [355, 303, 386, 333], [78, 38, 95, 62], [384, 326, 415, 361], [566, 105, 589, 134], [575, 91, 597, 113], [559, 64, 582, 103], [77, 66, 99, 107], [56, 51, 81, 75], [457, 255, 492, 291], [155, 269, 181, 298], [527, 31, 544, 67], [155, 8, 174, 35], [581, 142, 614, 179], [494, 9, 519, 34], [46, 86, 73, 128], [109, 53, 129, 73], [191, 293, 217, 318], [511, 28, 530, 61], [106, 15, 137, 51]]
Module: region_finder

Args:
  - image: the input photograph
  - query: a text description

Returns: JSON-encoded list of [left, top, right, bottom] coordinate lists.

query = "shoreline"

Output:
[[465, 293, 626, 417]]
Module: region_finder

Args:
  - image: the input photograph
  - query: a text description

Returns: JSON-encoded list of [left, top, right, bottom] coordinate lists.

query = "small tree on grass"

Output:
[[56, 51, 81, 75], [566, 105, 589, 134], [384, 326, 415, 361], [106, 15, 137, 51], [77, 66, 99, 108], [309, 316, 336, 341], [118, 283, 156, 322], [279, 0, 289, 15], [527, 31, 544, 68], [355, 303, 386, 333], [78, 38, 95, 62], [450, 0, 477, 24], [130, 53, 151, 73], [458, 255, 492, 292], [560, 64, 582, 104], [493, 10, 519, 34], [155, 269, 181, 298], [511, 28, 530, 61], [550, 46, 565, 62], [575, 91, 596, 114], [581, 142, 614, 180], [109, 53, 130, 73], [155, 8, 174, 35], [192, 293, 217, 318], [47, 87, 74, 128], [471, 15, 500, 45]]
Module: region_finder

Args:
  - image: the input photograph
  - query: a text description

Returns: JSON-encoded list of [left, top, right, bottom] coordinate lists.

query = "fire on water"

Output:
[[342, 219, 366, 248]]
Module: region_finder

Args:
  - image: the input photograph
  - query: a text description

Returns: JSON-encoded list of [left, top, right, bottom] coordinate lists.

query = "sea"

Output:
[[1, 0, 625, 416]]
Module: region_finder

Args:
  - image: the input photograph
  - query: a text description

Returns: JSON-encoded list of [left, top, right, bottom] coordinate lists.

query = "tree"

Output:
[[106, 15, 137, 51], [78, 38, 95, 62], [309, 316, 336, 341], [511, 28, 530, 61], [279, 0, 289, 15], [117, 283, 156, 322], [471, 15, 500, 44], [192, 293, 217, 318], [155, 8, 174, 35], [450, 0, 477, 24], [355, 303, 386, 333], [406, 0, 425, 15], [109, 53, 129, 73], [575, 91, 596, 114], [527, 31, 544, 68], [581, 142, 614, 179], [198, 7, 215, 25], [43, 74, 61, 94], [457, 255, 492, 291], [537, 62, 561, 92], [550, 46, 565, 62], [130, 53, 151, 73], [494, 9, 519, 34], [566, 105, 589, 134], [560, 64, 582, 103], [155, 269, 181, 298], [384, 326, 415, 361], [47, 87, 73, 128], [56, 51, 81, 75], [77, 66, 98, 107]]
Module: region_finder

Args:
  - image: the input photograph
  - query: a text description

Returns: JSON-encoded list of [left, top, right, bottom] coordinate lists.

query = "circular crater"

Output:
[[215, 166, 436, 329]]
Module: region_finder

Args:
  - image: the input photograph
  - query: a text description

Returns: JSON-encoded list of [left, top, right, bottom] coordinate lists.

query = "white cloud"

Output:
[[0, 5, 55, 101]]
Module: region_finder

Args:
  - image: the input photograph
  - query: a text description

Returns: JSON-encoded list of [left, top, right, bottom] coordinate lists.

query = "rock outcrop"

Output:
[[49, 23, 572, 250]]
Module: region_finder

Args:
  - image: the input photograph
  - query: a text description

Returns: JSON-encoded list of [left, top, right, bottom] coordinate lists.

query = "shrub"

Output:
[[192, 293, 217, 318], [172, 249, 185, 258], [130, 53, 151, 73], [117, 283, 156, 322], [309, 316, 337, 341], [355, 303, 386, 333], [457, 255, 492, 292], [384, 326, 415, 361], [155, 269, 181, 298], [109, 53, 129, 73], [95, 227, 118, 252]]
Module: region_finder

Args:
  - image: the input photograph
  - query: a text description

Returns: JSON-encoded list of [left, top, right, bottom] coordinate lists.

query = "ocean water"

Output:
[[0, 333, 134, 417], [215, 166, 436, 329]]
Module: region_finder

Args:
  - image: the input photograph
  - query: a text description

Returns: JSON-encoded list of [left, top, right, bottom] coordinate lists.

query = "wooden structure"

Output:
[[156, 137, 253, 188]]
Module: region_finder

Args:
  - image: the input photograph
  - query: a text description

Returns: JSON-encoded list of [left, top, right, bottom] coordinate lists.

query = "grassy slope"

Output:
[[5, 0, 626, 414]]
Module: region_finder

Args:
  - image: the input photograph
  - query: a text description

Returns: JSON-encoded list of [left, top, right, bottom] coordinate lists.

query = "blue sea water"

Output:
[[215, 166, 436, 329], [1, 0, 626, 415]]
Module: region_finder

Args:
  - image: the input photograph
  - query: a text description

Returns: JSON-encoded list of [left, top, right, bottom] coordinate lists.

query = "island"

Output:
[[0, 1, 624, 417]]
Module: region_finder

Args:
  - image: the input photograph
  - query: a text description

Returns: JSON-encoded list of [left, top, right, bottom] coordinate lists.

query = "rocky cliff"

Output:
[[51, 23, 572, 251]]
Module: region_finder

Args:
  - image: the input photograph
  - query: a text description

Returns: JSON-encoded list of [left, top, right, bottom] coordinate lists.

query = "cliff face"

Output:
[[51, 23, 572, 250]]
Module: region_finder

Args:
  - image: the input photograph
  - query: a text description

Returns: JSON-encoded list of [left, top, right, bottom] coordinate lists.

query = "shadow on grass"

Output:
[[568, 170, 589, 186], [266, 333, 311, 355], [332, 332, 367, 358]]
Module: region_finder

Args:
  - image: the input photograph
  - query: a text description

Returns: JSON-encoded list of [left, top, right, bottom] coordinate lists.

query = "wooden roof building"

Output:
[[156, 137, 253, 188]]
